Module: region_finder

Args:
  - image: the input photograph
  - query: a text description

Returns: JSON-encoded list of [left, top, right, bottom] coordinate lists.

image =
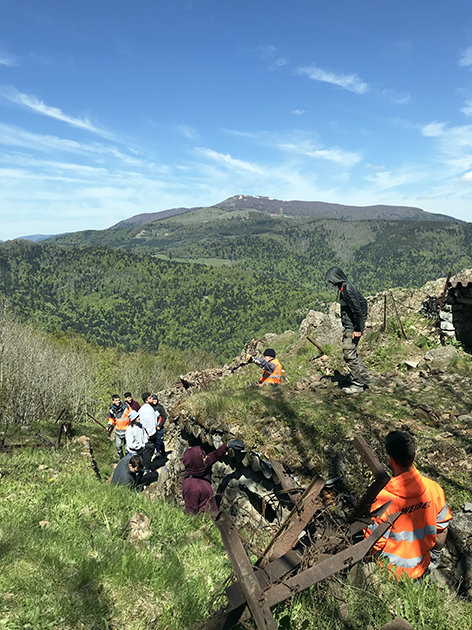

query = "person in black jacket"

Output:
[[325, 266, 371, 394]]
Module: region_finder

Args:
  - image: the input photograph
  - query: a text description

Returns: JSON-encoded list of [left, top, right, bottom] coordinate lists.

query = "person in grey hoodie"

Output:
[[325, 266, 371, 394]]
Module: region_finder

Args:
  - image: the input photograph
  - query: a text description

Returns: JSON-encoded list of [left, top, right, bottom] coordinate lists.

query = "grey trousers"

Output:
[[342, 331, 371, 386]]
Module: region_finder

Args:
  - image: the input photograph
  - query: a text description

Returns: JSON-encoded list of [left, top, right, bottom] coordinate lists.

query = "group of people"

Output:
[[108, 267, 453, 582], [109, 391, 167, 489]]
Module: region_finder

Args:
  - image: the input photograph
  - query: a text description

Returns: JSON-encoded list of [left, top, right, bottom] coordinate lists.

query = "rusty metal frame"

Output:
[[213, 511, 278, 630], [257, 474, 325, 567], [349, 436, 390, 521]]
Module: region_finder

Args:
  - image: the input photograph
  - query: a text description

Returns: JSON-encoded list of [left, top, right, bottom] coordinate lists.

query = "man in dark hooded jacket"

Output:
[[182, 440, 244, 514], [325, 266, 371, 394]]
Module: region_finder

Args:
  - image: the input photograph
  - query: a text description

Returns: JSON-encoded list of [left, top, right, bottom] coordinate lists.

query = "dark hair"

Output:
[[151, 394, 158, 402], [385, 431, 416, 465], [124, 392, 132, 398], [112, 394, 120, 400], [142, 392, 151, 402], [129, 455, 144, 471]]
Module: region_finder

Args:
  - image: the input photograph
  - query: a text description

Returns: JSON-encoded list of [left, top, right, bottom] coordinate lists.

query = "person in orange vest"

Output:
[[250, 348, 283, 385], [364, 431, 452, 579], [106, 394, 132, 460]]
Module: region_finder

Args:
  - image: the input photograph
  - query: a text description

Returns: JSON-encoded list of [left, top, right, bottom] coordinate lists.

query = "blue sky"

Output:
[[1, 0, 472, 240]]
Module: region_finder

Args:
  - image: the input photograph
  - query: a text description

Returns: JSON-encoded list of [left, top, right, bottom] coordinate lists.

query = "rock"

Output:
[[37, 465, 48, 471], [39, 521, 51, 529], [380, 620, 415, 630], [298, 310, 326, 339], [448, 511, 472, 596], [464, 502, 472, 513], [127, 512, 152, 546], [424, 346, 458, 363], [404, 361, 419, 369]]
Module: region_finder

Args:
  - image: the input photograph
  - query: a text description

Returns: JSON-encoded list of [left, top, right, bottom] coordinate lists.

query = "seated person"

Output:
[[182, 439, 244, 515], [364, 431, 452, 579]]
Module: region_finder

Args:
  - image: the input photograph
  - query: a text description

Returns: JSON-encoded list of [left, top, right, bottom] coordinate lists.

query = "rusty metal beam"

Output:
[[270, 460, 301, 503], [258, 475, 325, 567], [350, 436, 390, 522], [349, 500, 392, 536], [213, 511, 278, 630], [352, 435, 388, 479], [225, 549, 302, 609]]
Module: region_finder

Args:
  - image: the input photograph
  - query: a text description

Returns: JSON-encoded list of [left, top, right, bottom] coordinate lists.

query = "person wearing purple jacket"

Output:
[[182, 439, 244, 515]]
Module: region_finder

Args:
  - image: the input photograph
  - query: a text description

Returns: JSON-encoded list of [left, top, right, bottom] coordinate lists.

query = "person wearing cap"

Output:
[[182, 439, 244, 514], [364, 431, 452, 579], [124, 392, 140, 412], [250, 348, 282, 385], [106, 394, 132, 459], [125, 410, 147, 457], [325, 266, 371, 394]]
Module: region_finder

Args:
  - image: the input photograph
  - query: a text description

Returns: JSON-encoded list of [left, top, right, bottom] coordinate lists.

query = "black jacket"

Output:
[[325, 266, 368, 333]]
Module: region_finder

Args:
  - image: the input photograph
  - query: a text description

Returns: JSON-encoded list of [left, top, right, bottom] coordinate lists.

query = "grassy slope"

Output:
[[1, 313, 472, 629]]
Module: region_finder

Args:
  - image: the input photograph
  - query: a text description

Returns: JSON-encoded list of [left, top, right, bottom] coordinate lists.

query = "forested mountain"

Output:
[[0, 240, 316, 359], [46, 205, 472, 293]]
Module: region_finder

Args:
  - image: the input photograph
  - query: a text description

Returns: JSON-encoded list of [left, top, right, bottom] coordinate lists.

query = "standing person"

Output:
[[151, 394, 166, 457], [139, 392, 160, 460], [250, 349, 282, 385], [364, 431, 452, 579], [124, 392, 140, 412], [106, 394, 131, 459], [325, 266, 371, 394], [125, 410, 147, 457], [182, 439, 244, 514]]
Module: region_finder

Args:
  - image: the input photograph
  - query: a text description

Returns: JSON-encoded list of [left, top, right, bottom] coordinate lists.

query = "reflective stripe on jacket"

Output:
[[364, 467, 452, 579], [107, 403, 131, 432], [259, 358, 282, 385]]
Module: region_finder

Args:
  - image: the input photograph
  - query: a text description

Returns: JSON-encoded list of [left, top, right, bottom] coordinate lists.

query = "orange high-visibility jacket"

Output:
[[364, 467, 452, 579], [259, 358, 282, 385], [107, 403, 132, 432]]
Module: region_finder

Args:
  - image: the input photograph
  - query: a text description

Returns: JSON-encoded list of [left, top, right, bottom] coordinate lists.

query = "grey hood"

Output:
[[325, 266, 348, 286]]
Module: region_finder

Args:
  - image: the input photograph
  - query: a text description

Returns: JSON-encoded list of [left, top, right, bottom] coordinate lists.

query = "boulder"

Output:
[[424, 346, 458, 363]]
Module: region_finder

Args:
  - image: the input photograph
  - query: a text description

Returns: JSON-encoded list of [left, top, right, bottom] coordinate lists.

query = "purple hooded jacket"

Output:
[[182, 444, 228, 514]]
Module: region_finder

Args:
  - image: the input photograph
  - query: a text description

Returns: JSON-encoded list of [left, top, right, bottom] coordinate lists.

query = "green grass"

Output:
[[0, 440, 230, 630]]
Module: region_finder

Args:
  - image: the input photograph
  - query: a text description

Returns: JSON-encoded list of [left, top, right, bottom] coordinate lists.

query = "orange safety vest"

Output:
[[108, 404, 132, 432], [364, 467, 452, 579], [259, 357, 282, 385]]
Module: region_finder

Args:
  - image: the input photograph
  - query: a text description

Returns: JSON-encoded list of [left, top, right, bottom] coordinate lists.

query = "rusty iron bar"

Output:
[[306, 335, 325, 355], [225, 549, 302, 610], [55, 404, 69, 424], [270, 460, 302, 503], [349, 500, 392, 536], [257, 475, 325, 567], [352, 436, 388, 479], [438, 271, 452, 311], [389, 292, 407, 339], [349, 436, 390, 522], [213, 511, 278, 630], [86, 412, 109, 431]]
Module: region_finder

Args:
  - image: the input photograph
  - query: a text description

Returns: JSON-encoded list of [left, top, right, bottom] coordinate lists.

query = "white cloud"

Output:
[[292, 109, 305, 115], [297, 64, 368, 94], [0, 86, 114, 139], [421, 121, 447, 137], [461, 101, 472, 117], [0, 55, 16, 67], [195, 148, 265, 174], [382, 89, 411, 105], [459, 46, 472, 67], [460, 172, 472, 182], [278, 140, 361, 168], [177, 124, 199, 140]]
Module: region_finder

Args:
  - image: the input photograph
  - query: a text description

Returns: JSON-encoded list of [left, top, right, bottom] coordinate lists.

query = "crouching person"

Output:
[[182, 439, 244, 515], [111, 454, 158, 490]]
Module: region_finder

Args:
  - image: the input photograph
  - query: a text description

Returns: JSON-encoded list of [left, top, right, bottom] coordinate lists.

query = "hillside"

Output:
[[1, 276, 472, 630], [43, 195, 472, 293], [0, 240, 315, 359]]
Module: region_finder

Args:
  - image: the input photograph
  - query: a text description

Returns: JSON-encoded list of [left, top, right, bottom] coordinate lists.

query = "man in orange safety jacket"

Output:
[[364, 431, 452, 579], [107, 394, 132, 460], [250, 348, 283, 385]]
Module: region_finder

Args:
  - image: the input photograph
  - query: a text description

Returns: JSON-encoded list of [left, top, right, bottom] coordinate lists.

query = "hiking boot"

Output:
[[342, 384, 364, 394]]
